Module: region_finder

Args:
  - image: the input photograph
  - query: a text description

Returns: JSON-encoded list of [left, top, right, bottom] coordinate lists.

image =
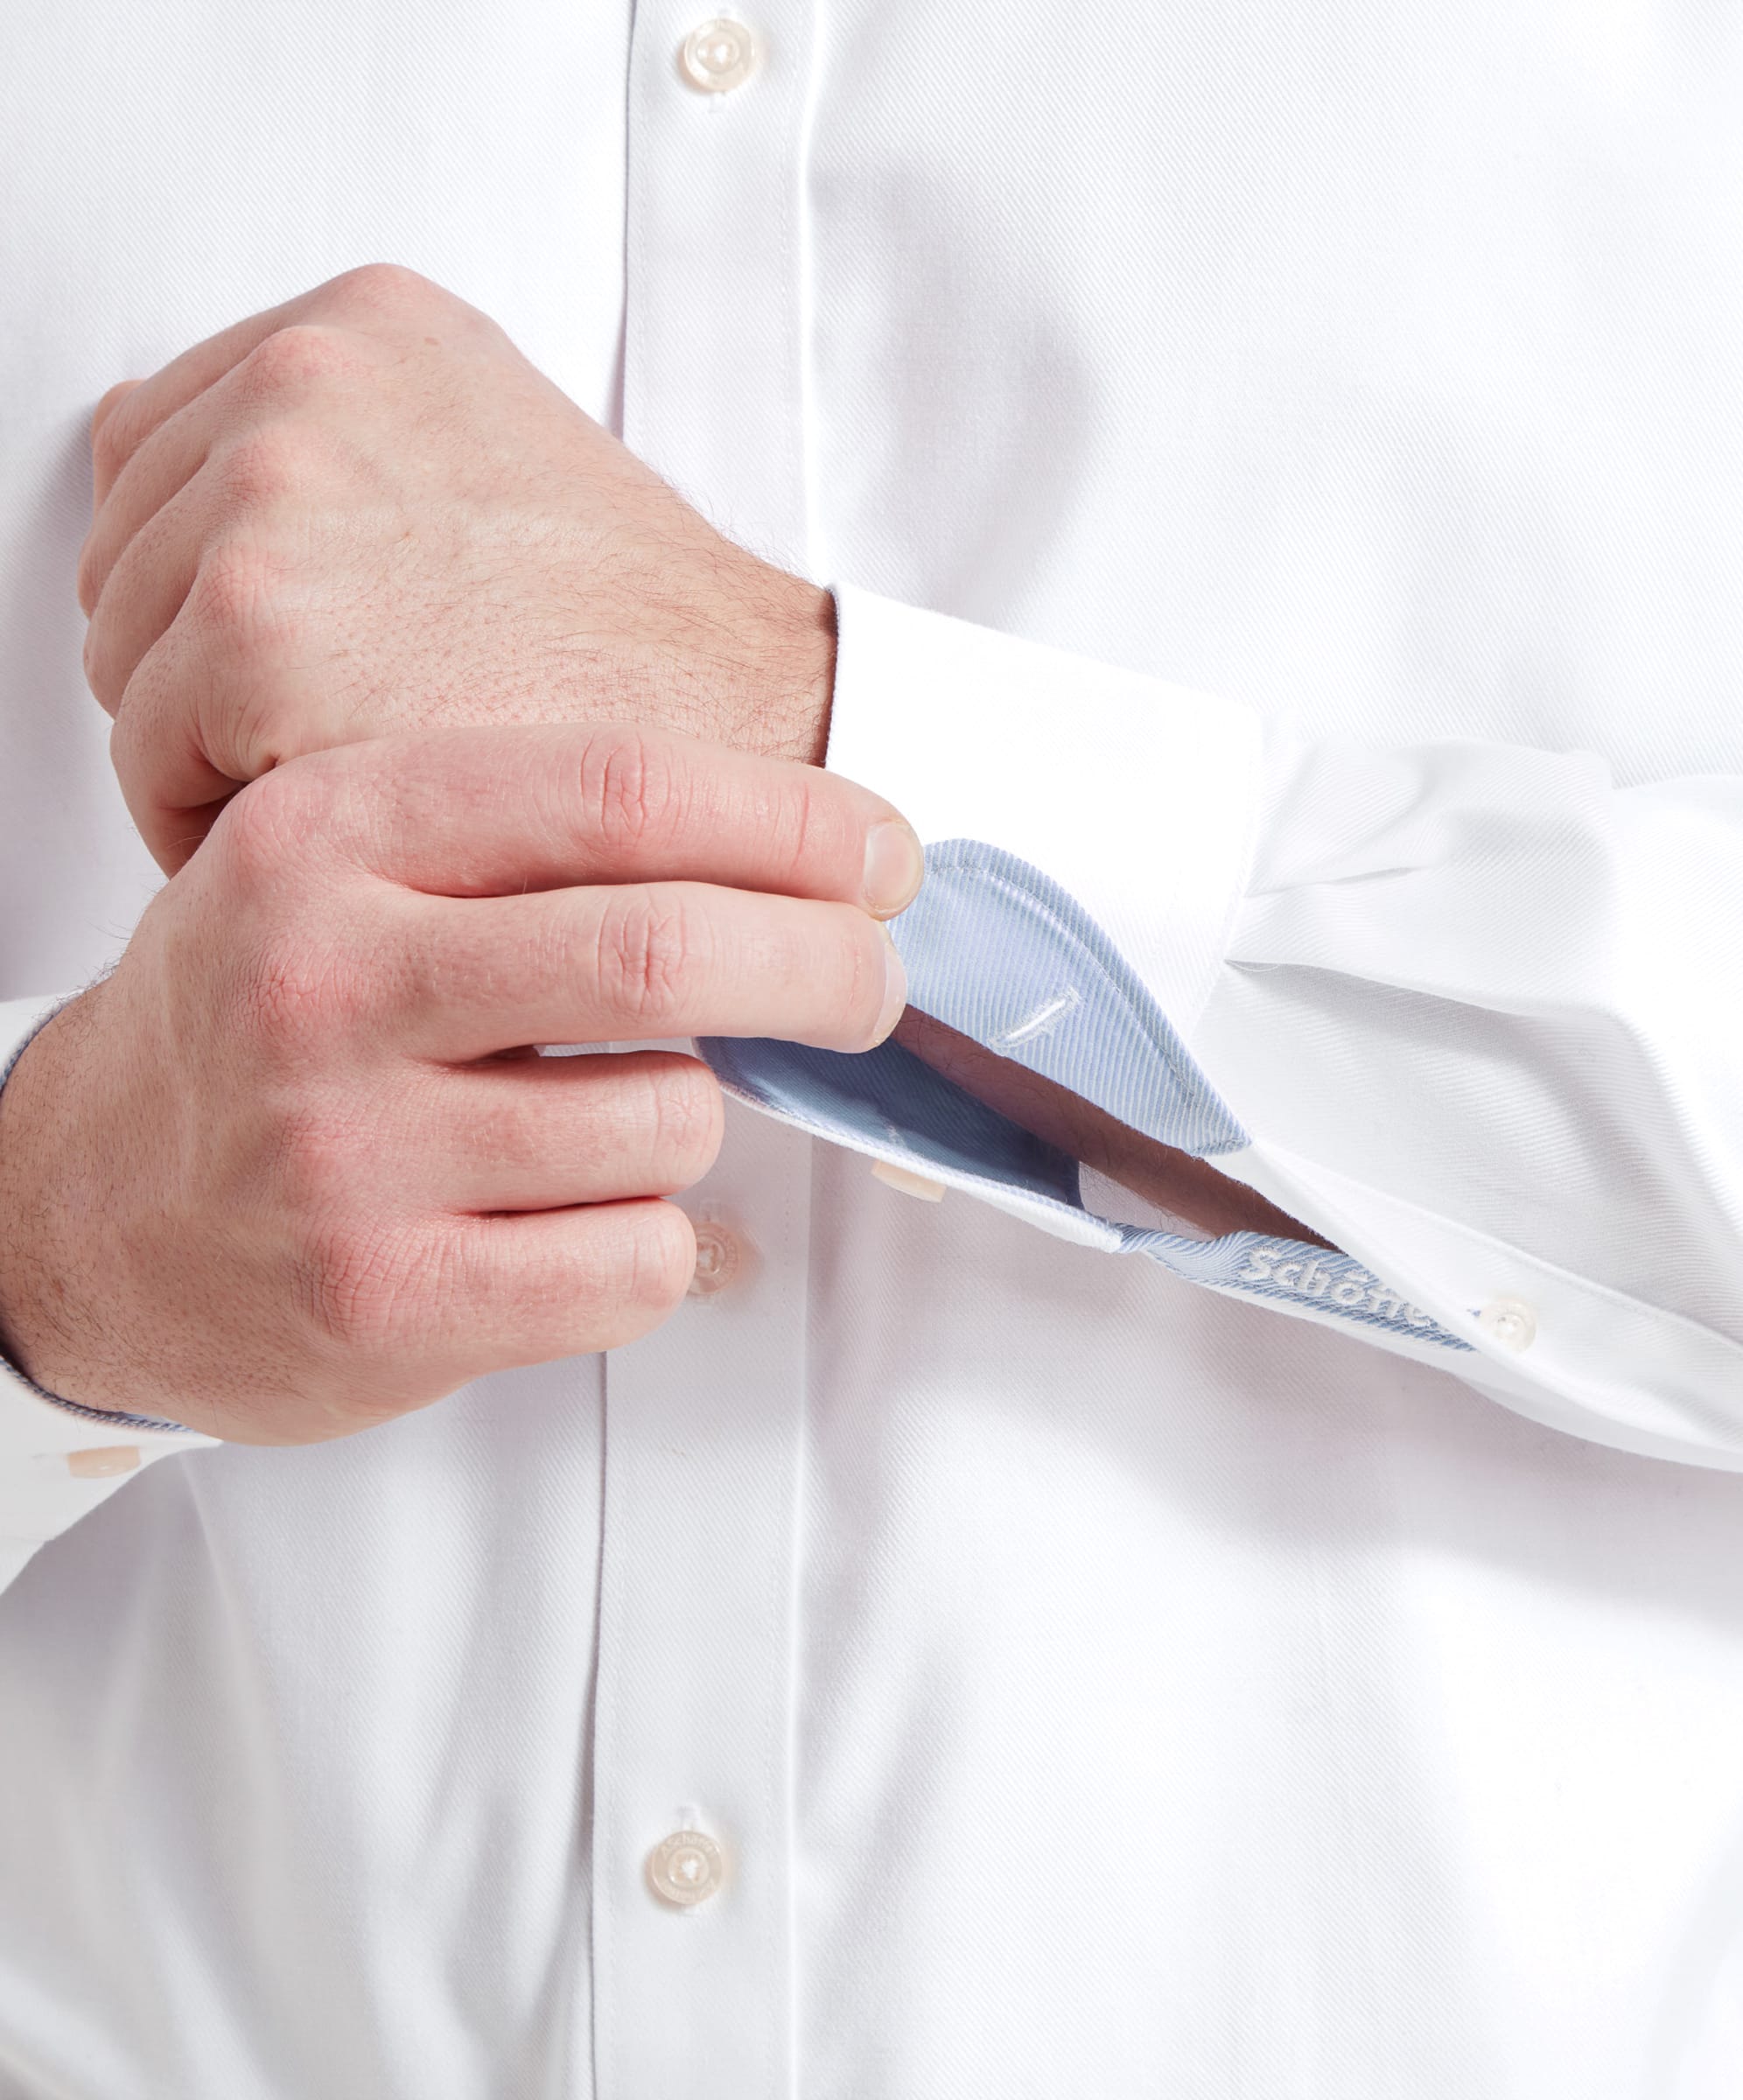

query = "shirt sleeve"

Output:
[[815, 584, 1743, 1474], [0, 995, 214, 1592]]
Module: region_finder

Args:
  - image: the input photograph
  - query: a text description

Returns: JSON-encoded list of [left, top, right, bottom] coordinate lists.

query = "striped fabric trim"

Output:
[[703, 838, 1473, 1356], [889, 840, 1248, 1157]]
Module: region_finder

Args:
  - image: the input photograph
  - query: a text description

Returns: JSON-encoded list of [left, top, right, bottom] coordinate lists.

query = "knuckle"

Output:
[[91, 401, 138, 485], [81, 618, 116, 708], [758, 766, 831, 893], [242, 322, 354, 399], [620, 1202, 696, 1319], [593, 886, 697, 1028], [189, 542, 283, 650], [210, 773, 290, 880], [105, 656, 164, 783], [841, 920, 892, 1047], [235, 923, 368, 1056], [210, 760, 337, 895], [647, 1061, 724, 1186], [322, 262, 440, 321], [268, 1098, 373, 1217], [218, 422, 315, 508], [298, 1214, 428, 1354], [577, 725, 683, 858], [75, 534, 107, 619], [203, 665, 301, 781]]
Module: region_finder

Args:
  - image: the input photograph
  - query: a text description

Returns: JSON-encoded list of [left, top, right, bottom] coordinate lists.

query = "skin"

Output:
[[0, 724, 920, 1442], [0, 265, 900, 1443], [74, 264, 838, 872], [0, 265, 1320, 1440]]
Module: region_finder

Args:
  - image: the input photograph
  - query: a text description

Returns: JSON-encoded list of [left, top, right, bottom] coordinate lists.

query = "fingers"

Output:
[[80, 382, 227, 623], [81, 331, 374, 628], [110, 617, 303, 872], [81, 473, 209, 714], [393, 879, 906, 1060], [89, 304, 305, 510], [299, 1197, 698, 1396], [313, 723, 925, 917], [420, 1050, 724, 1213], [434, 1199, 698, 1371], [88, 380, 141, 505], [87, 264, 480, 507], [88, 285, 348, 508]]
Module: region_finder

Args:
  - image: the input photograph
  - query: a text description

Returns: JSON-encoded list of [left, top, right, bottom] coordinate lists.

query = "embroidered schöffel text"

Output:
[[1236, 1244, 1437, 1329]]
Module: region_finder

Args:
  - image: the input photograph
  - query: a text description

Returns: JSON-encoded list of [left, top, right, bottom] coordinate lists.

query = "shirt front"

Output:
[[4, 3, 1743, 2095]]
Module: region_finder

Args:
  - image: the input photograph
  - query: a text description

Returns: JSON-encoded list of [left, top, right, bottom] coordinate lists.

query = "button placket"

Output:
[[592, 1110, 813, 2097], [623, 0, 817, 568], [648, 1820, 727, 1908], [602, 5, 819, 2088]]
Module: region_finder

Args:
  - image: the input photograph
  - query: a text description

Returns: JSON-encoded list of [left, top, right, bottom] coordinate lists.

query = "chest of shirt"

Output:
[[6, 13, 1743, 2094], [4, 0, 1740, 997]]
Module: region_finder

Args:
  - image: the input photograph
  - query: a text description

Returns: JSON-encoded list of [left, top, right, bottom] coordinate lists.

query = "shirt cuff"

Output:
[[823, 585, 1264, 1042], [701, 589, 1743, 1474], [696, 592, 1476, 1374], [0, 994, 212, 1581]]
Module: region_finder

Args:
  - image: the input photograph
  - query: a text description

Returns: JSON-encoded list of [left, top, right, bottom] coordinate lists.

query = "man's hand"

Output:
[[77, 264, 836, 872], [0, 724, 920, 1443]]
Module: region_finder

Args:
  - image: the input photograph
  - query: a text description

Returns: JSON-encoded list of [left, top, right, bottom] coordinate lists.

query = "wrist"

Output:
[[0, 993, 113, 1408], [736, 570, 836, 766]]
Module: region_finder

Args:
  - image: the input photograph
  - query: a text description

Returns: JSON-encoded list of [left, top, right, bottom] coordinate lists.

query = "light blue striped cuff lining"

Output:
[[703, 840, 1472, 1357]]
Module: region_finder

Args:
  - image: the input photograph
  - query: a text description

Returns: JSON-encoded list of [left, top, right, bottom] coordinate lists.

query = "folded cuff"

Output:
[[824, 585, 1265, 1040]]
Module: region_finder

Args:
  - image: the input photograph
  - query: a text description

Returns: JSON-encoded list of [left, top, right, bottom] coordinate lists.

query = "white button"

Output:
[[871, 1159, 947, 1203], [648, 1828, 724, 1907], [678, 17, 758, 93], [1477, 1295, 1537, 1352], [688, 1219, 743, 1297]]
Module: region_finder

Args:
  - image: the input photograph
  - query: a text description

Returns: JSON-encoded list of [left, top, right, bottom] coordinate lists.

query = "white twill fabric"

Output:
[[3, 3, 1743, 2096], [825, 589, 1743, 1467]]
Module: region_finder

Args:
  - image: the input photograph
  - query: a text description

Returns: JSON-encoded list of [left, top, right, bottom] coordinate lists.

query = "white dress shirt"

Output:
[[4, 1, 1743, 2092]]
